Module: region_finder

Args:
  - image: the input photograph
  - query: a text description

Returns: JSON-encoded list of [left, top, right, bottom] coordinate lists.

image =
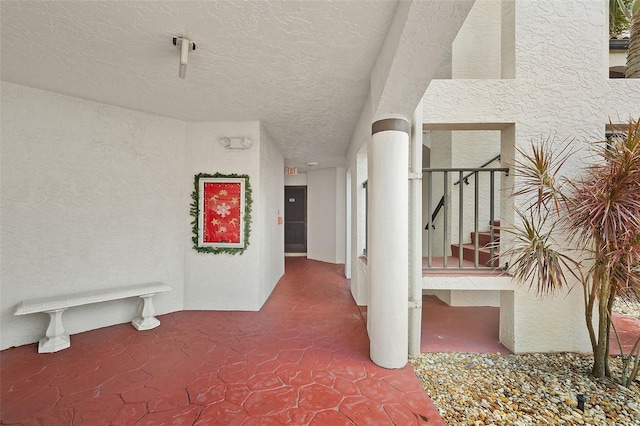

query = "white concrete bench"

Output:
[[14, 282, 171, 353]]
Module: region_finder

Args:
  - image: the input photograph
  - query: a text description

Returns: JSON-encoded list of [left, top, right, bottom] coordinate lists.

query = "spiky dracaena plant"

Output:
[[503, 137, 577, 297], [567, 119, 640, 379], [506, 119, 640, 382]]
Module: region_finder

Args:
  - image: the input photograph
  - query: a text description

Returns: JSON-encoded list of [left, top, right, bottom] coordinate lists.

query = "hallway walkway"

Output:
[[1, 258, 442, 425]]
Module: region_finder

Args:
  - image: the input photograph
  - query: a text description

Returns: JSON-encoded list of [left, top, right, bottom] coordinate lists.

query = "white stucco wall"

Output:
[[183, 122, 263, 311], [335, 167, 346, 264], [423, 0, 640, 353], [258, 125, 285, 305], [307, 168, 336, 263], [284, 173, 307, 186], [448, 131, 502, 306], [450, 290, 500, 307], [1, 82, 186, 349], [1, 83, 286, 350], [423, 1, 504, 309], [450, 131, 501, 243], [452, 0, 502, 79], [346, 99, 372, 305], [307, 167, 346, 264], [423, 130, 451, 256], [426, 290, 452, 305], [351, 150, 369, 305], [345, 169, 352, 279]]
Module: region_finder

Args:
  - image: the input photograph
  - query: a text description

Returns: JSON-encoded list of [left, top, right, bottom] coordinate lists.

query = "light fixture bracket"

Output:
[[173, 37, 196, 79]]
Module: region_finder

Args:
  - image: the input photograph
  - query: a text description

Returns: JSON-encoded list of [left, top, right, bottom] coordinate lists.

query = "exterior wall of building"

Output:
[[450, 131, 502, 245], [284, 173, 307, 186], [183, 121, 263, 311], [450, 290, 500, 307], [424, 290, 452, 305], [345, 1, 474, 319], [423, 289, 500, 307], [284, 170, 348, 266], [346, 98, 372, 306], [258, 125, 285, 306], [1, 83, 286, 350], [335, 168, 347, 264], [452, 0, 502, 79], [352, 150, 369, 305], [307, 167, 346, 264], [0, 82, 186, 349], [423, 0, 640, 353], [424, 1, 504, 307], [423, 130, 451, 257]]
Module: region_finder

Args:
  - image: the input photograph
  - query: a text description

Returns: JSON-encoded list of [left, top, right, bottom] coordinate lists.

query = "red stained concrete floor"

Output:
[[610, 313, 640, 355], [1, 258, 442, 425], [420, 295, 639, 356], [421, 295, 511, 354], [3, 258, 639, 425]]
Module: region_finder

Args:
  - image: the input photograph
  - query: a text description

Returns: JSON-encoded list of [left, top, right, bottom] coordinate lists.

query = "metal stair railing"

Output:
[[423, 160, 509, 270]]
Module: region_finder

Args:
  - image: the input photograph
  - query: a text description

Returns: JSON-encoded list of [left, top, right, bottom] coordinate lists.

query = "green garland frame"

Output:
[[190, 172, 252, 255]]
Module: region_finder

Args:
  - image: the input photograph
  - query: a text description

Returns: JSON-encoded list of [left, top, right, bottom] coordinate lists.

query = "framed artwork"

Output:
[[191, 173, 252, 254]]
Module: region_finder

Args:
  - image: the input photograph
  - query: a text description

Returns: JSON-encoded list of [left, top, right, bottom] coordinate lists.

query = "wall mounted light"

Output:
[[220, 137, 253, 149], [173, 37, 196, 79]]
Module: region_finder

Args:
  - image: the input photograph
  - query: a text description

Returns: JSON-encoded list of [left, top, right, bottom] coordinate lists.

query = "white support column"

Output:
[[369, 116, 409, 368], [39, 308, 70, 353], [132, 293, 161, 330], [408, 104, 423, 357]]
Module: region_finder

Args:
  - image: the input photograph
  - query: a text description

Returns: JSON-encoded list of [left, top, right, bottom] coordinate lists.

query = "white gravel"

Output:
[[411, 353, 640, 425], [410, 297, 640, 425]]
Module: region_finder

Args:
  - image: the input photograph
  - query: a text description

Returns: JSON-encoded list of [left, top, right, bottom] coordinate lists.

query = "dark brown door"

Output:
[[284, 186, 307, 253]]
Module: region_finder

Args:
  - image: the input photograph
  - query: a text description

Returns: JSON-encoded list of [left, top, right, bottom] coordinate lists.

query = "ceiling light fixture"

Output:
[[172, 37, 196, 79], [307, 162, 318, 168]]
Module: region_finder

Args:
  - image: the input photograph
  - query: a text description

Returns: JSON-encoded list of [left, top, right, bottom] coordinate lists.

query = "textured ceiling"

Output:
[[1, 0, 399, 170]]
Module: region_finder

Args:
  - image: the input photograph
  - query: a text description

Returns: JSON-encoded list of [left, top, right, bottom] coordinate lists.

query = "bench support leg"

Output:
[[132, 293, 161, 331], [39, 309, 70, 353]]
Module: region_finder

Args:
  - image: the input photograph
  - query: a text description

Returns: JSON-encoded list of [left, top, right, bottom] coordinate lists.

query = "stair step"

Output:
[[451, 243, 500, 267], [471, 231, 500, 247]]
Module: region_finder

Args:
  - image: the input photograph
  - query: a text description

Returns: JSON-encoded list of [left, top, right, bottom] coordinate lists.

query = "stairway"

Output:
[[450, 221, 500, 267]]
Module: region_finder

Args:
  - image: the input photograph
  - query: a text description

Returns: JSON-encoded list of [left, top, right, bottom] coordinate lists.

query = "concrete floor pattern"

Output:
[[4, 258, 638, 425], [1, 258, 442, 425]]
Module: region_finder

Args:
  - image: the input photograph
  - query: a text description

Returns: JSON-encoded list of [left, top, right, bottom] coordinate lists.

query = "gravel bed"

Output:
[[614, 296, 640, 319], [410, 353, 640, 425], [410, 296, 640, 425]]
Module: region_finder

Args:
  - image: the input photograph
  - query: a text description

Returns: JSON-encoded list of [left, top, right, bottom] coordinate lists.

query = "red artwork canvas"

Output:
[[202, 181, 242, 244]]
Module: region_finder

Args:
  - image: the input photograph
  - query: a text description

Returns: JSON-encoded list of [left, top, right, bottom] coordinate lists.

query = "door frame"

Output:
[[284, 185, 307, 254]]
